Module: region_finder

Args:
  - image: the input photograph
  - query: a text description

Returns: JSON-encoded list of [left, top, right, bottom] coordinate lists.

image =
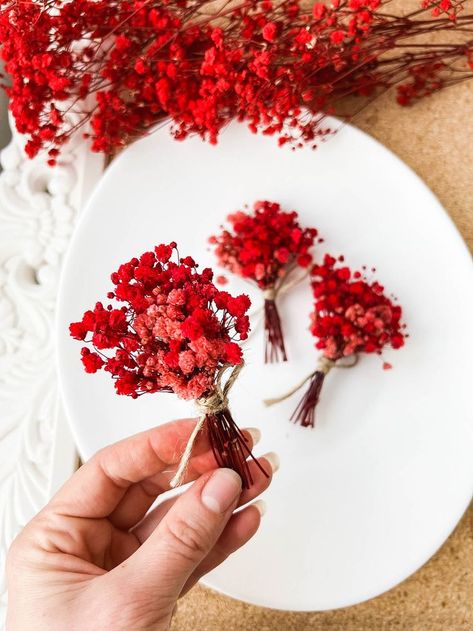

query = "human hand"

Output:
[[6, 419, 275, 631]]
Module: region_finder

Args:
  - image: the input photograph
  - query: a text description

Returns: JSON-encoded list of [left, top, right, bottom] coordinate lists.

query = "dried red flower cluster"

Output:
[[287, 254, 406, 427], [210, 200, 318, 286], [422, 0, 465, 19], [70, 243, 250, 400], [1, 1, 472, 164], [210, 200, 319, 362], [310, 254, 405, 360]]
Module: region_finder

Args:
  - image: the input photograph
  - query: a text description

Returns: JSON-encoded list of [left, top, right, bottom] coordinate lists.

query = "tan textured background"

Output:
[[171, 82, 473, 631]]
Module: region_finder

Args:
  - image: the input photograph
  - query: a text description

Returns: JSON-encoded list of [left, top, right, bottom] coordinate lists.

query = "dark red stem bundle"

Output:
[[207, 407, 268, 489], [264, 297, 288, 363], [291, 370, 327, 429]]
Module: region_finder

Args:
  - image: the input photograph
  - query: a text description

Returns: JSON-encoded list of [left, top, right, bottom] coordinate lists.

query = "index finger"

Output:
[[49, 419, 211, 519]]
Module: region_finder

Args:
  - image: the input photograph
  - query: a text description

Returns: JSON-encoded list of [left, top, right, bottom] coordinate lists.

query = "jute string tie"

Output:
[[247, 268, 310, 336], [263, 354, 358, 407], [263, 287, 277, 301], [170, 363, 243, 488]]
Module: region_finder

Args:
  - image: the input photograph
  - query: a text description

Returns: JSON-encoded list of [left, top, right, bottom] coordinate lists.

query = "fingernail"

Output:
[[251, 499, 266, 517], [246, 427, 261, 446], [262, 451, 280, 473], [202, 468, 242, 514]]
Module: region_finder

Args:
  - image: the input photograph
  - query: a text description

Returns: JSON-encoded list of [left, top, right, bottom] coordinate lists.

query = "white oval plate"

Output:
[[57, 120, 473, 611]]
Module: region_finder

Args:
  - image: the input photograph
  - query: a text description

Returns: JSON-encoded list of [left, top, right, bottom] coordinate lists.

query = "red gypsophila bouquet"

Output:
[[266, 254, 406, 427], [69, 242, 267, 488], [1, 1, 473, 165], [210, 200, 319, 363]]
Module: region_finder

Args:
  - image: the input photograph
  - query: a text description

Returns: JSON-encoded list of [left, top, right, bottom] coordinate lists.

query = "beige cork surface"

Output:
[[171, 82, 473, 631]]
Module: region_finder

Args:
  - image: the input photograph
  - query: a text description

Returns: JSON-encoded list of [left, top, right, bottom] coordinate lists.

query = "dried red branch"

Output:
[[1, 1, 472, 163]]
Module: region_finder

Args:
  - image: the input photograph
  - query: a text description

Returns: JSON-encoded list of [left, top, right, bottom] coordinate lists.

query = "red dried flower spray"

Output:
[[69, 243, 267, 488], [2, 1, 473, 164], [210, 200, 319, 363], [266, 254, 406, 427]]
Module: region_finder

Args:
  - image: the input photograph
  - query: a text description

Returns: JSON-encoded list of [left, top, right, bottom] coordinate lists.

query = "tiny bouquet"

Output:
[[210, 200, 319, 363], [69, 243, 267, 488], [266, 254, 406, 427]]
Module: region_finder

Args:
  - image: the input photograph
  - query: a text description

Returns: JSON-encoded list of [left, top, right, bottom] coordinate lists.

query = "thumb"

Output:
[[117, 468, 242, 602]]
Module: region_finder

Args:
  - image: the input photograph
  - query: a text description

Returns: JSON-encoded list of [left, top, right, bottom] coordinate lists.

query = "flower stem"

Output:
[[291, 370, 327, 428], [206, 408, 268, 489], [264, 298, 288, 364]]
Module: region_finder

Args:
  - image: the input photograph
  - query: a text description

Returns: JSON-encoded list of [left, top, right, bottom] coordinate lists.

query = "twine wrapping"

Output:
[[263, 287, 277, 301], [273, 267, 310, 298], [246, 268, 310, 336], [263, 354, 359, 407], [169, 363, 244, 488]]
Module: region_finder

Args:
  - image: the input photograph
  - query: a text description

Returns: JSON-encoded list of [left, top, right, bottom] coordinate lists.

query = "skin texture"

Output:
[[6, 419, 273, 631]]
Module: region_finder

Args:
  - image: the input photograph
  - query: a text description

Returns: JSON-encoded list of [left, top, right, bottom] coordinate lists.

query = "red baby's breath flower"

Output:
[[1, 1, 472, 162], [70, 243, 266, 488], [210, 200, 319, 363], [262, 22, 278, 43], [80, 348, 104, 373]]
